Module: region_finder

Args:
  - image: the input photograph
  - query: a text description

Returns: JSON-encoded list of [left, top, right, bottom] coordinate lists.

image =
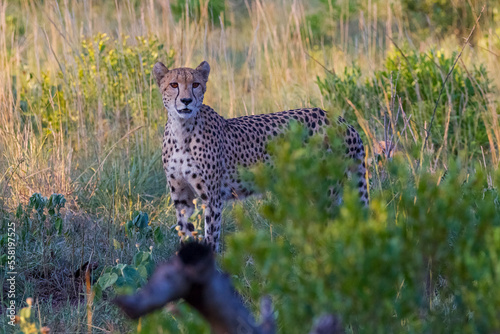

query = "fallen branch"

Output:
[[114, 242, 343, 334]]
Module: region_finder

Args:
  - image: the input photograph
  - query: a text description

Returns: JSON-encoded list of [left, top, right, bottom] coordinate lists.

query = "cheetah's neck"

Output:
[[166, 111, 204, 147], [166, 110, 203, 145]]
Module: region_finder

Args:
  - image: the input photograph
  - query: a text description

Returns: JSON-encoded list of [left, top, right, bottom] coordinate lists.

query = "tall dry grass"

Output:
[[0, 0, 498, 207], [0, 0, 328, 206]]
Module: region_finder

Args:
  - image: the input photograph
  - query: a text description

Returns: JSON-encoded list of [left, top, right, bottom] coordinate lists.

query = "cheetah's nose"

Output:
[[180, 98, 193, 106]]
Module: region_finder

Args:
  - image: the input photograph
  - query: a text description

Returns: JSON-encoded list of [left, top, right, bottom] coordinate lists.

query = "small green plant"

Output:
[[124, 210, 168, 247], [92, 210, 163, 298], [95, 245, 155, 299], [1, 1, 499, 332], [138, 302, 210, 334], [17, 193, 66, 240], [9, 193, 66, 279], [126, 211, 151, 236]]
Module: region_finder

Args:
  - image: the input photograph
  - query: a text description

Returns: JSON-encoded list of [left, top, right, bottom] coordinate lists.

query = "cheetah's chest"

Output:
[[163, 138, 203, 194], [169, 152, 199, 178]]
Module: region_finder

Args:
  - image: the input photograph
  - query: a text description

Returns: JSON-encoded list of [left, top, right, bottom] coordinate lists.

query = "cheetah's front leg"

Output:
[[190, 171, 223, 252], [169, 180, 196, 241], [202, 199, 223, 252]]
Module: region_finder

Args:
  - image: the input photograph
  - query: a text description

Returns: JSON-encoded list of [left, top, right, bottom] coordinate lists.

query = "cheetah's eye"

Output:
[[170, 83, 178, 88], [192, 82, 200, 88]]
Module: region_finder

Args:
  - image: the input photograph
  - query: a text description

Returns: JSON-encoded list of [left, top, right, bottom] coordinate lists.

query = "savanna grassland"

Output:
[[1, 0, 500, 333]]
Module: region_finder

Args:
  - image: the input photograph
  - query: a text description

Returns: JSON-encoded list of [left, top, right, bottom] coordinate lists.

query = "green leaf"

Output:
[[20, 306, 31, 320], [55, 216, 63, 234], [136, 264, 148, 279], [132, 211, 149, 229], [113, 238, 123, 250], [97, 272, 119, 291], [15, 203, 23, 218], [121, 265, 141, 286], [153, 226, 165, 244]]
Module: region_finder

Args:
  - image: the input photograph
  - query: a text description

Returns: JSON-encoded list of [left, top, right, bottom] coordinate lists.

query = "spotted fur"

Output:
[[154, 61, 368, 252]]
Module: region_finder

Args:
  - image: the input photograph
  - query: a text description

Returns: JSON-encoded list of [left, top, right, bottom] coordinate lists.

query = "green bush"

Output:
[[18, 33, 172, 134], [221, 127, 500, 333], [117, 124, 500, 334], [318, 49, 496, 158]]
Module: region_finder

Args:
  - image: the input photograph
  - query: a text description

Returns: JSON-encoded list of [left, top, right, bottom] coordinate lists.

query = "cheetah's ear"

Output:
[[153, 62, 169, 86], [196, 61, 210, 82]]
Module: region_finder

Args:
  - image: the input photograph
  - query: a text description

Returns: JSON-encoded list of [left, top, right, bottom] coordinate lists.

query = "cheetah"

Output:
[[154, 61, 368, 252]]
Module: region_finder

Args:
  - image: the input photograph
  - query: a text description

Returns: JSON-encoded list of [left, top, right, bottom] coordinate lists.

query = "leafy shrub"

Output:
[[18, 34, 172, 134], [222, 127, 500, 333], [318, 49, 496, 158]]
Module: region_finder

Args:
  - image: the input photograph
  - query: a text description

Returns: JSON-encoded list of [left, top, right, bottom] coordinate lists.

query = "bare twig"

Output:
[[477, 45, 499, 57], [304, 51, 336, 76], [42, 28, 66, 77]]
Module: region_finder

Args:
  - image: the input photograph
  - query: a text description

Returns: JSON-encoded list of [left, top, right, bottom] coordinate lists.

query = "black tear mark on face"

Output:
[[174, 80, 180, 110], [192, 85, 199, 106]]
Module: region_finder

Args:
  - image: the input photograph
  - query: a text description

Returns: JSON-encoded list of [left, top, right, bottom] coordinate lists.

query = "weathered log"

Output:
[[114, 242, 267, 333], [114, 242, 343, 334]]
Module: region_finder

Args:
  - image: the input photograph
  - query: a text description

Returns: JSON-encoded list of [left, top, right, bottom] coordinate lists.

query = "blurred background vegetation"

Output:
[[0, 0, 499, 333]]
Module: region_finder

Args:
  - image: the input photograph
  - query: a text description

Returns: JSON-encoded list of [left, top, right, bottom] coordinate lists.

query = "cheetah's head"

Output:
[[153, 61, 210, 120]]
